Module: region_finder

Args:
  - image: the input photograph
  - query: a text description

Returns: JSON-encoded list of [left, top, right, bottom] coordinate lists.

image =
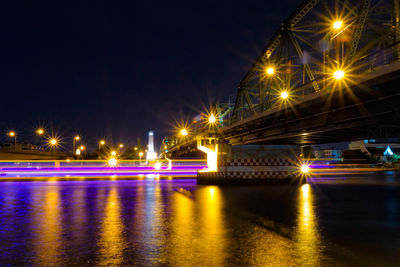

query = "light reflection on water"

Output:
[[168, 183, 195, 265], [295, 184, 323, 266], [197, 186, 227, 265], [71, 187, 86, 251], [97, 186, 126, 266], [0, 176, 399, 265], [31, 183, 62, 266]]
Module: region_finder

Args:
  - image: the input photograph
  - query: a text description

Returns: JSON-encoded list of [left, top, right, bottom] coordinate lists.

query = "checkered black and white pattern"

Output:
[[227, 171, 294, 179], [197, 171, 294, 179], [226, 158, 294, 167], [197, 172, 226, 178]]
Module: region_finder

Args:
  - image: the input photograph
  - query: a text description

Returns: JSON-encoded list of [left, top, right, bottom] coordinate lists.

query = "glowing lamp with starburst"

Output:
[[280, 91, 289, 99], [332, 20, 343, 30], [333, 70, 345, 80]]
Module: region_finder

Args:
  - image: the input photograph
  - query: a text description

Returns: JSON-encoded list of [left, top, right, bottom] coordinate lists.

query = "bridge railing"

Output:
[[355, 42, 400, 73], [229, 43, 400, 125]]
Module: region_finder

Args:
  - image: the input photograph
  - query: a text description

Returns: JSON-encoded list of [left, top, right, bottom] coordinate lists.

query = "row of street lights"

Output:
[[72, 137, 145, 161], [178, 113, 218, 138], [5, 129, 126, 153], [264, 66, 345, 101], [72, 135, 126, 155], [6, 128, 146, 162], [6, 128, 59, 150], [263, 20, 347, 100]]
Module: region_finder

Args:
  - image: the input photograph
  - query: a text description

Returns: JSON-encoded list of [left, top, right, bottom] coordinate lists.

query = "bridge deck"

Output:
[[220, 60, 400, 145]]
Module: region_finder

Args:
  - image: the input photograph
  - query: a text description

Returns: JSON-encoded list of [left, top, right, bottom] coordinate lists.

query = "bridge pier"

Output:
[[197, 143, 303, 185]]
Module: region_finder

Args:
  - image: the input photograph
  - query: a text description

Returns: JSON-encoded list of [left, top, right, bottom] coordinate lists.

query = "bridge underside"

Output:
[[221, 69, 400, 145], [167, 143, 206, 159]]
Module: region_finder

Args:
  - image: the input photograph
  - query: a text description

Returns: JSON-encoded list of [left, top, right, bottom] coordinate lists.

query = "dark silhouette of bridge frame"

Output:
[[168, 0, 400, 156], [227, 0, 400, 145]]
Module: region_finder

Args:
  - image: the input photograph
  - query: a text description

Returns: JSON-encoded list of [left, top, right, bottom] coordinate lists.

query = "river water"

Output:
[[0, 173, 399, 266]]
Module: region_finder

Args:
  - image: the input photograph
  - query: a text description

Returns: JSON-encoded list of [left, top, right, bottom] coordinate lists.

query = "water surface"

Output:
[[0, 174, 399, 266]]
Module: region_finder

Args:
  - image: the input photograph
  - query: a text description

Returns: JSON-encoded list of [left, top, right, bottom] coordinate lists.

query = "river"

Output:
[[0, 173, 399, 266]]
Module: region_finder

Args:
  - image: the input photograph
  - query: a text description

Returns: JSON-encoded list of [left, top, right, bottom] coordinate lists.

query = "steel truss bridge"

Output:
[[167, 0, 400, 156]]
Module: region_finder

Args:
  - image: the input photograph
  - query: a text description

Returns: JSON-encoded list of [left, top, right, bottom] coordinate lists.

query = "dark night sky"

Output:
[[0, 0, 297, 150]]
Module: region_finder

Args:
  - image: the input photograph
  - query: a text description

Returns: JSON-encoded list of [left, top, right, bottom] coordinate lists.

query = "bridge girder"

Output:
[[224, 64, 400, 145], [231, 0, 400, 124]]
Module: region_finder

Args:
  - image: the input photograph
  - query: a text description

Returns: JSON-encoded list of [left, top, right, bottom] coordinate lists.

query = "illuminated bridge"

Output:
[[167, 0, 400, 158]]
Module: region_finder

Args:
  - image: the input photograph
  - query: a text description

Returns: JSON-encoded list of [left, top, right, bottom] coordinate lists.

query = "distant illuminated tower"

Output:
[[146, 131, 157, 160]]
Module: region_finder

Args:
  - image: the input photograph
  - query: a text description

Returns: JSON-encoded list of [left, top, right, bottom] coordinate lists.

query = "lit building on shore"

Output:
[[146, 131, 157, 160]]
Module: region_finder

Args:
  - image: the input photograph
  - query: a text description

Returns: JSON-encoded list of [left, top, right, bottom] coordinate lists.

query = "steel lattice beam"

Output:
[[286, 0, 320, 26], [243, 89, 256, 115], [231, 0, 321, 122], [289, 32, 320, 92], [393, 0, 400, 59], [347, 0, 371, 62], [232, 88, 243, 121], [231, 0, 395, 124]]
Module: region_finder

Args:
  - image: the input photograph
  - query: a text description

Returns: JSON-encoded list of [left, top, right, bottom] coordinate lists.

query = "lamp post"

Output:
[[208, 114, 217, 124], [332, 20, 344, 65], [75, 148, 81, 160], [332, 20, 343, 30], [73, 136, 80, 154], [34, 128, 45, 151], [280, 91, 289, 99], [333, 70, 345, 80], [49, 138, 58, 153], [266, 67, 274, 75], [8, 131, 16, 149], [139, 152, 143, 161], [99, 140, 105, 150], [36, 128, 45, 136], [180, 129, 188, 137], [79, 145, 85, 159]]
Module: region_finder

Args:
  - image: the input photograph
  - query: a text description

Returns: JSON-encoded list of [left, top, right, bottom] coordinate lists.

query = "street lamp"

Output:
[[180, 129, 188, 136], [301, 164, 310, 173], [36, 128, 45, 135], [99, 140, 105, 150], [208, 114, 217, 124], [280, 91, 289, 99], [332, 20, 343, 30], [73, 135, 80, 154], [119, 144, 124, 148], [50, 139, 57, 145], [75, 148, 81, 159], [139, 152, 144, 161], [79, 145, 85, 159], [266, 67, 274, 75], [49, 138, 58, 151], [108, 157, 117, 167], [7, 131, 16, 147], [333, 70, 345, 80]]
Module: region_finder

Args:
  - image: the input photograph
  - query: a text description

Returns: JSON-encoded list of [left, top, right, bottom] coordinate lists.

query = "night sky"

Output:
[[0, 0, 297, 150]]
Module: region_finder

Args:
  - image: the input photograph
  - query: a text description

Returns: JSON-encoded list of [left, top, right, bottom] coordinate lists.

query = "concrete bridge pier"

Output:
[[300, 145, 313, 159], [197, 140, 304, 185]]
